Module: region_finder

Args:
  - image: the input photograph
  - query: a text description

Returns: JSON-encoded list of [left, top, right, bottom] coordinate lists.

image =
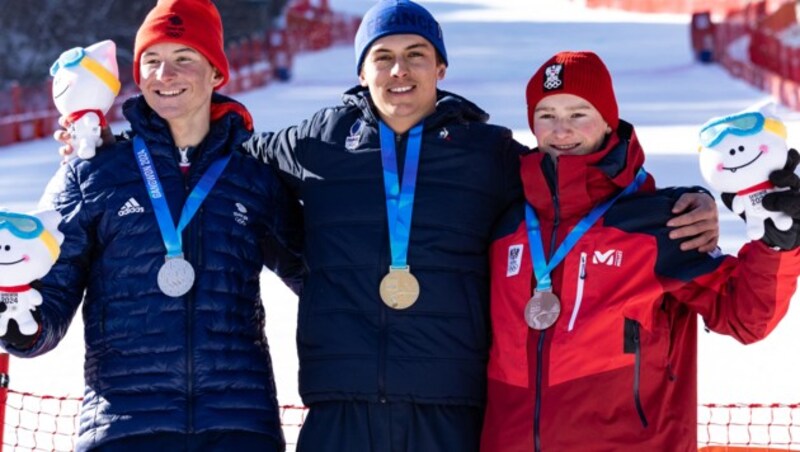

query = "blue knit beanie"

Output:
[[354, 0, 448, 74]]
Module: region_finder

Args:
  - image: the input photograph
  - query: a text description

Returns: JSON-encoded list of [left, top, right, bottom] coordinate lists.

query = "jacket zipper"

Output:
[[187, 206, 203, 433], [178, 146, 190, 173], [633, 323, 648, 427], [180, 150, 199, 433], [567, 252, 587, 332], [534, 185, 560, 452], [625, 318, 649, 428]]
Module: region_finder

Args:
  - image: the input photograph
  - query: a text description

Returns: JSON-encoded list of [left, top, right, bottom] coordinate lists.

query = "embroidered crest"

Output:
[[234, 202, 249, 226], [165, 14, 185, 38], [345, 119, 366, 151], [507, 244, 523, 277], [543, 63, 564, 91]]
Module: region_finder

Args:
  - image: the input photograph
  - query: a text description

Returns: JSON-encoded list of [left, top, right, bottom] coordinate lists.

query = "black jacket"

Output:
[[245, 86, 524, 406]]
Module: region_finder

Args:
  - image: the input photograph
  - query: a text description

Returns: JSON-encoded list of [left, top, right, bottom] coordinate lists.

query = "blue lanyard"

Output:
[[379, 121, 423, 268], [133, 136, 231, 258], [526, 168, 647, 291]]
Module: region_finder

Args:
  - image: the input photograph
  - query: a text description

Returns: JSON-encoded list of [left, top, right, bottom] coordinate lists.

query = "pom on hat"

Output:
[[354, 0, 447, 74], [525, 51, 618, 133], [133, 0, 229, 88]]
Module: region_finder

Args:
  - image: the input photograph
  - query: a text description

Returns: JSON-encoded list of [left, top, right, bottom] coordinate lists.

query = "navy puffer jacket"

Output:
[[8, 94, 304, 450], [245, 87, 524, 407]]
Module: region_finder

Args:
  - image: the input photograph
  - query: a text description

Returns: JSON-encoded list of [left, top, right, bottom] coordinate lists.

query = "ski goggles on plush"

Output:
[[49, 47, 121, 95], [699, 111, 765, 148], [0, 212, 44, 239]]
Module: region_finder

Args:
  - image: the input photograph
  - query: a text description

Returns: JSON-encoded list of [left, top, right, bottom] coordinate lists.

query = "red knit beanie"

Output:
[[525, 51, 618, 134], [133, 0, 229, 88]]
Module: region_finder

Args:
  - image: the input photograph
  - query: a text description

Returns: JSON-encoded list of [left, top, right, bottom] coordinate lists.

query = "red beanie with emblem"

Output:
[[133, 0, 229, 88], [525, 51, 618, 133]]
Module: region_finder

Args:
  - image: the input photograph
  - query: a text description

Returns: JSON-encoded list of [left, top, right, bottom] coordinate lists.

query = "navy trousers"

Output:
[[87, 431, 282, 452], [296, 401, 483, 452]]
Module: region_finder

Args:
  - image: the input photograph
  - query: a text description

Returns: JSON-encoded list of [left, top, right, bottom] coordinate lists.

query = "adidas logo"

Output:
[[118, 197, 145, 217]]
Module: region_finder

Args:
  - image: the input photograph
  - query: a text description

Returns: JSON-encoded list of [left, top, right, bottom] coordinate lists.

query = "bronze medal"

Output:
[[524, 290, 561, 330], [379, 266, 420, 310]]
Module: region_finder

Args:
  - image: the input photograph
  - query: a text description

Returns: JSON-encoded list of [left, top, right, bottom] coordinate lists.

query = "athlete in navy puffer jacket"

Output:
[[245, 86, 524, 408], [5, 93, 304, 451]]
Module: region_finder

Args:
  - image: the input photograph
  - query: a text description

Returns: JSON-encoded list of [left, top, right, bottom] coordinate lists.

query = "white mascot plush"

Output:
[[698, 108, 793, 240], [0, 210, 64, 340], [50, 39, 120, 160]]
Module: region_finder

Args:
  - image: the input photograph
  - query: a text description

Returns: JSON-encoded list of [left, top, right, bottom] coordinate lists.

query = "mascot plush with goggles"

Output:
[[698, 109, 793, 240], [0, 210, 63, 350]]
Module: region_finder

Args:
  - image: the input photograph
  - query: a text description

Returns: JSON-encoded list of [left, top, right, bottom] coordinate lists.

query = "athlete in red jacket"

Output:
[[480, 51, 800, 452]]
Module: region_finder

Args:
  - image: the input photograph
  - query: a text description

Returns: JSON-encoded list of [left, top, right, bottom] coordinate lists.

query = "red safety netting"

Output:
[[2, 391, 799, 451], [2, 390, 80, 452], [699, 403, 800, 451], [0, 388, 308, 452]]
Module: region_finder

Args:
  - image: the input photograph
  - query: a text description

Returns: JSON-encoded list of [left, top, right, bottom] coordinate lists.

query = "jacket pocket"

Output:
[[567, 252, 588, 332], [624, 317, 649, 428]]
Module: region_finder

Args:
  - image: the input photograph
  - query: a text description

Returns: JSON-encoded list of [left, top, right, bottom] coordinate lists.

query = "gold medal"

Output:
[[379, 266, 420, 310], [524, 290, 561, 330]]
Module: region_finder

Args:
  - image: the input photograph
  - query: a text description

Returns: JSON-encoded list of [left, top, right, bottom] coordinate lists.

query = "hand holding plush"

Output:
[[50, 40, 120, 160], [0, 210, 64, 349], [698, 109, 792, 240]]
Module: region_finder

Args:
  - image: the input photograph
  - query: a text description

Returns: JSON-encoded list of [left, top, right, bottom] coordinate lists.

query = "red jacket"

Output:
[[481, 121, 800, 452]]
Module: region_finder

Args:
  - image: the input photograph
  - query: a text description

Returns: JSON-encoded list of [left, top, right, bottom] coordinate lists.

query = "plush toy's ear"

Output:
[[751, 101, 787, 139], [764, 117, 788, 141], [32, 210, 64, 246], [755, 101, 778, 118], [85, 40, 119, 79]]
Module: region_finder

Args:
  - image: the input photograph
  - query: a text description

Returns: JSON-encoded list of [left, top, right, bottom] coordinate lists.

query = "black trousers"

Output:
[[296, 401, 483, 452]]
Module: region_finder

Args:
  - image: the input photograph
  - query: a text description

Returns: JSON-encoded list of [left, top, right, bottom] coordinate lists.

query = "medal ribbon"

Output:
[[379, 121, 423, 268], [526, 168, 647, 291], [133, 136, 231, 258]]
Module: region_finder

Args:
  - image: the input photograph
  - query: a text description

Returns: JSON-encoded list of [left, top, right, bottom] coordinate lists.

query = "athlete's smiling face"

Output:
[[138, 42, 222, 124], [533, 93, 611, 159], [359, 34, 446, 135]]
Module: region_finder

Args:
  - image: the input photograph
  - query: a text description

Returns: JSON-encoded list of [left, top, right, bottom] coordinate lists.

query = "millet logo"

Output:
[[592, 249, 623, 267], [165, 15, 185, 38]]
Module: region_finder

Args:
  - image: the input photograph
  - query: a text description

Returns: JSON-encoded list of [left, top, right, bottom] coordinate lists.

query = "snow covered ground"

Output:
[[1, 0, 799, 447]]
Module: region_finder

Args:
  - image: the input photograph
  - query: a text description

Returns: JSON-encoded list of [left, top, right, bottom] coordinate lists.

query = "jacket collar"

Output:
[[122, 92, 253, 168], [341, 85, 490, 132], [521, 120, 653, 223]]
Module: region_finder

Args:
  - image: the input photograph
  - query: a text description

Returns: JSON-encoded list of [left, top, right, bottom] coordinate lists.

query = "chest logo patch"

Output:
[[592, 249, 623, 267], [507, 244, 523, 277]]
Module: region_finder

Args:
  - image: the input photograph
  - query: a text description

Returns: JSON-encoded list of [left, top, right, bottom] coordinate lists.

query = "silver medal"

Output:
[[157, 256, 195, 297], [524, 290, 561, 330]]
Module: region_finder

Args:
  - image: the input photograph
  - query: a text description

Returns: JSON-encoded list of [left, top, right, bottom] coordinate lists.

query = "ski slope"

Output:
[[0, 0, 798, 431]]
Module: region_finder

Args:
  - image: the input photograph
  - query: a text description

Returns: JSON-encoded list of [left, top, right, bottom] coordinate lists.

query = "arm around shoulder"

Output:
[[261, 168, 306, 296]]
